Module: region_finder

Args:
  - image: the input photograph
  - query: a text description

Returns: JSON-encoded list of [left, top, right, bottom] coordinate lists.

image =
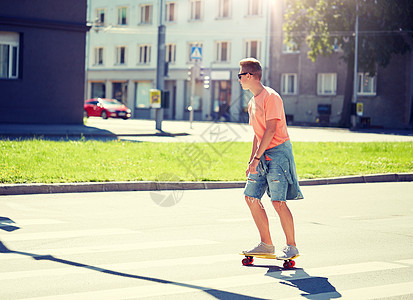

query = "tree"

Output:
[[283, 0, 413, 127]]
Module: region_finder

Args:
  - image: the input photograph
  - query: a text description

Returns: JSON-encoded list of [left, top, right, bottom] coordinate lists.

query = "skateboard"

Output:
[[240, 253, 299, 269]]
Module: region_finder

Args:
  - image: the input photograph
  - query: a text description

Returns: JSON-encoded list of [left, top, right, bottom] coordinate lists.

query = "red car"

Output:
[[84, 98, 131, 119]]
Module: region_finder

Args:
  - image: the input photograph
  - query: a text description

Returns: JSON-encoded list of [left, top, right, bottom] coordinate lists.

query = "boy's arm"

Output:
[[249, 135, 258, 162], [246, 135, 258, 176], [247, 118, 277, 174]]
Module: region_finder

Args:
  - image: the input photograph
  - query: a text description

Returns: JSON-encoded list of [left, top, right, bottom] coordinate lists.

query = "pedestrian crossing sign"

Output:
[[190, 46, 202, 60]]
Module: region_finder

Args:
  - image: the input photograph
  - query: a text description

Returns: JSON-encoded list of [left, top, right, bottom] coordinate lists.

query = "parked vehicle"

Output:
[[84, 98, 131, 119]]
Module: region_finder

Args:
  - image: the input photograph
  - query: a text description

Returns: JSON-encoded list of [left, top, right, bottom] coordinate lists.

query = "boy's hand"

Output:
[[246, 159, 259, 176]]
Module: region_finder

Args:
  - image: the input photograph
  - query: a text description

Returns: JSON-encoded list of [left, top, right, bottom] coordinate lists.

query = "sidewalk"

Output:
[[1, 118, 413, 143]]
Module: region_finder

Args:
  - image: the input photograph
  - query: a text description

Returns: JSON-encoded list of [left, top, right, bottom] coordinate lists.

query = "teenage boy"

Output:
[[239, 58, 303, 259]]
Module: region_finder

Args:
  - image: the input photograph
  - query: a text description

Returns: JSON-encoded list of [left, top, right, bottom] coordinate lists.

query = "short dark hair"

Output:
[[239, 58, 262, 80]]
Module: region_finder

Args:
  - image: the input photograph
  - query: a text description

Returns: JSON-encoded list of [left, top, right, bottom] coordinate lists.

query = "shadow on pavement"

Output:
[[0, 239, 264, 299], [0, 125, 117, 141], [248, 264, 342, 299], [0, 124, 189, 142], [0, 217, 20, 232]]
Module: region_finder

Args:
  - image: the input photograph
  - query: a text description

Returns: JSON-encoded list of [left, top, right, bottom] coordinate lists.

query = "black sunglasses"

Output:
[[238, 72, 253, 80]]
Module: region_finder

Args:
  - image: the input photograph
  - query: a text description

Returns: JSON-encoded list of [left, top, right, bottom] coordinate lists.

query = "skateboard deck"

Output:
[[239, 253, 299, 269]]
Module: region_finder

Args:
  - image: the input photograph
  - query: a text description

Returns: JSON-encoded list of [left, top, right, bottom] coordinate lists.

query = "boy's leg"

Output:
[[272, 201, 299, 259], [245, 196, 273, 246], [272, 201, 295, 246], [243, 172, 274, 254]]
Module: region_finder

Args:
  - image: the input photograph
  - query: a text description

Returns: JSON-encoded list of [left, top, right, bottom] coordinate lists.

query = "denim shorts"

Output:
[[244, 158, 290, 202]]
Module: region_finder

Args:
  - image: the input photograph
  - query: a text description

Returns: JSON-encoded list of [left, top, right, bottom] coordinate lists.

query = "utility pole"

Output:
[[352, 1, 359, 129], [155, 0, 166, 131], [188, 46, 202, 128]]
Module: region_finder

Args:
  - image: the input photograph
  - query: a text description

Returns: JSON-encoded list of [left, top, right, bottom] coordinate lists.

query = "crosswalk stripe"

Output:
[[15, 219, 65, 226], [0, 254, 238, 280], [218, 217, 278, 223], [281, 281, 413, 300], [0, 239, 218, 260], [13, 261, 409, 299], [396, 259, 413, 265], [267, 261, 407, 279], [0, 228, 136, 241], [0, 219, 65, 229]]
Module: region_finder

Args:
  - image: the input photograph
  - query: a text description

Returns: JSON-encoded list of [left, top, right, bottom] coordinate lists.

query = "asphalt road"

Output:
[[0, 182, 412, 299]]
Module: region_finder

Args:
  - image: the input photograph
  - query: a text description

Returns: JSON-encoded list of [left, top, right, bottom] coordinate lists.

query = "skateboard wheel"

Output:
[[290, 260, 296, 267], [283, 261, 293, 269], [242, 257, 253, 266]]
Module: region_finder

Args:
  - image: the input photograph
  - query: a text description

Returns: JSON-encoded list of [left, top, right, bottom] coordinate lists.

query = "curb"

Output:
[[0, 173, 412, 196], [299, 173, 413, 186]]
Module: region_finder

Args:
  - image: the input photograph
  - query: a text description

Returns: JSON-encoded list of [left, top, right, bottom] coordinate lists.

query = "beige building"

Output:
[[86, 0, 272, 122]]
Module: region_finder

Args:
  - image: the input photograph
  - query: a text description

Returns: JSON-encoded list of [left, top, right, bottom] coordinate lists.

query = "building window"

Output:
[[357, 73, 376, 96], [190, 0, 202, 21], [91, 82, 106, 98], [0, 31, 19, 79], [116, 46, 126, 65], [166, 2, 176, 22], [94, 47, 104, 65], [96, 8, 105, 26], [245, 40, 261, 60], [317, 73, 337, 95], [282, 40, 299, 53], [135, 81, 153, 108], [138, 45, 151, 64], [188, 42, 203, 61], [281, 73, 297, 95], [165, 43, 176, 63], [117, 7, 128, 25], [247, 0, 261, 16], [140, 4, 153, 24], [218, 0, 231, 18], [216, 41, 230, 62], [112, 82, 128, 103], [185, 81, 203, 110]]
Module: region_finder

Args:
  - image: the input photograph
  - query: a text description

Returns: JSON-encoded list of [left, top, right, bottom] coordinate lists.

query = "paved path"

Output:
[[1, 118, 413, 143]]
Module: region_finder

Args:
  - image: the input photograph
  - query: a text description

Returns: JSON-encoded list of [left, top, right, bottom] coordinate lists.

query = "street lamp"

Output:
[[352, 1, 359, 129]]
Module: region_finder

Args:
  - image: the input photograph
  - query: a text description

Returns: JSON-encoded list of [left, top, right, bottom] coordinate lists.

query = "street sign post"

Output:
[[189, 46, 202, 128]]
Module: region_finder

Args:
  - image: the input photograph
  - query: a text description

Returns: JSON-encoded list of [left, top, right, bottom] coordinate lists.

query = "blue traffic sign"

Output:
[[190, 46, 202, 60]]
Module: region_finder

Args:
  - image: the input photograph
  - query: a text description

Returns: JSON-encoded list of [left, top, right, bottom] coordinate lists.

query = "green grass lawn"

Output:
[[0, 139, 412, 183]]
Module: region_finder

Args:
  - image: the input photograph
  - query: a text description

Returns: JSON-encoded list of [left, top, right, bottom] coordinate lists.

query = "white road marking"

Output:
[[396, 259, 413, 265], [0, 228, 136, 241], [281, 281, 413, 300], [15, 219, 65, 225], [0, 239, 218, 260], [13, 261, 410, 299], [0, 254, 237, 281]]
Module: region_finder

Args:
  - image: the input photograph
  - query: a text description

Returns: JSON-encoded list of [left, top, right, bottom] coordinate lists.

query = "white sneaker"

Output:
[[277, 245, 299, 260], [242, 242, 275, 255]]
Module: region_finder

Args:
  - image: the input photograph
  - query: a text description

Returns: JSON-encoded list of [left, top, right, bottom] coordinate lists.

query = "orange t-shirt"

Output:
[[248, 87, 289, 149]]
